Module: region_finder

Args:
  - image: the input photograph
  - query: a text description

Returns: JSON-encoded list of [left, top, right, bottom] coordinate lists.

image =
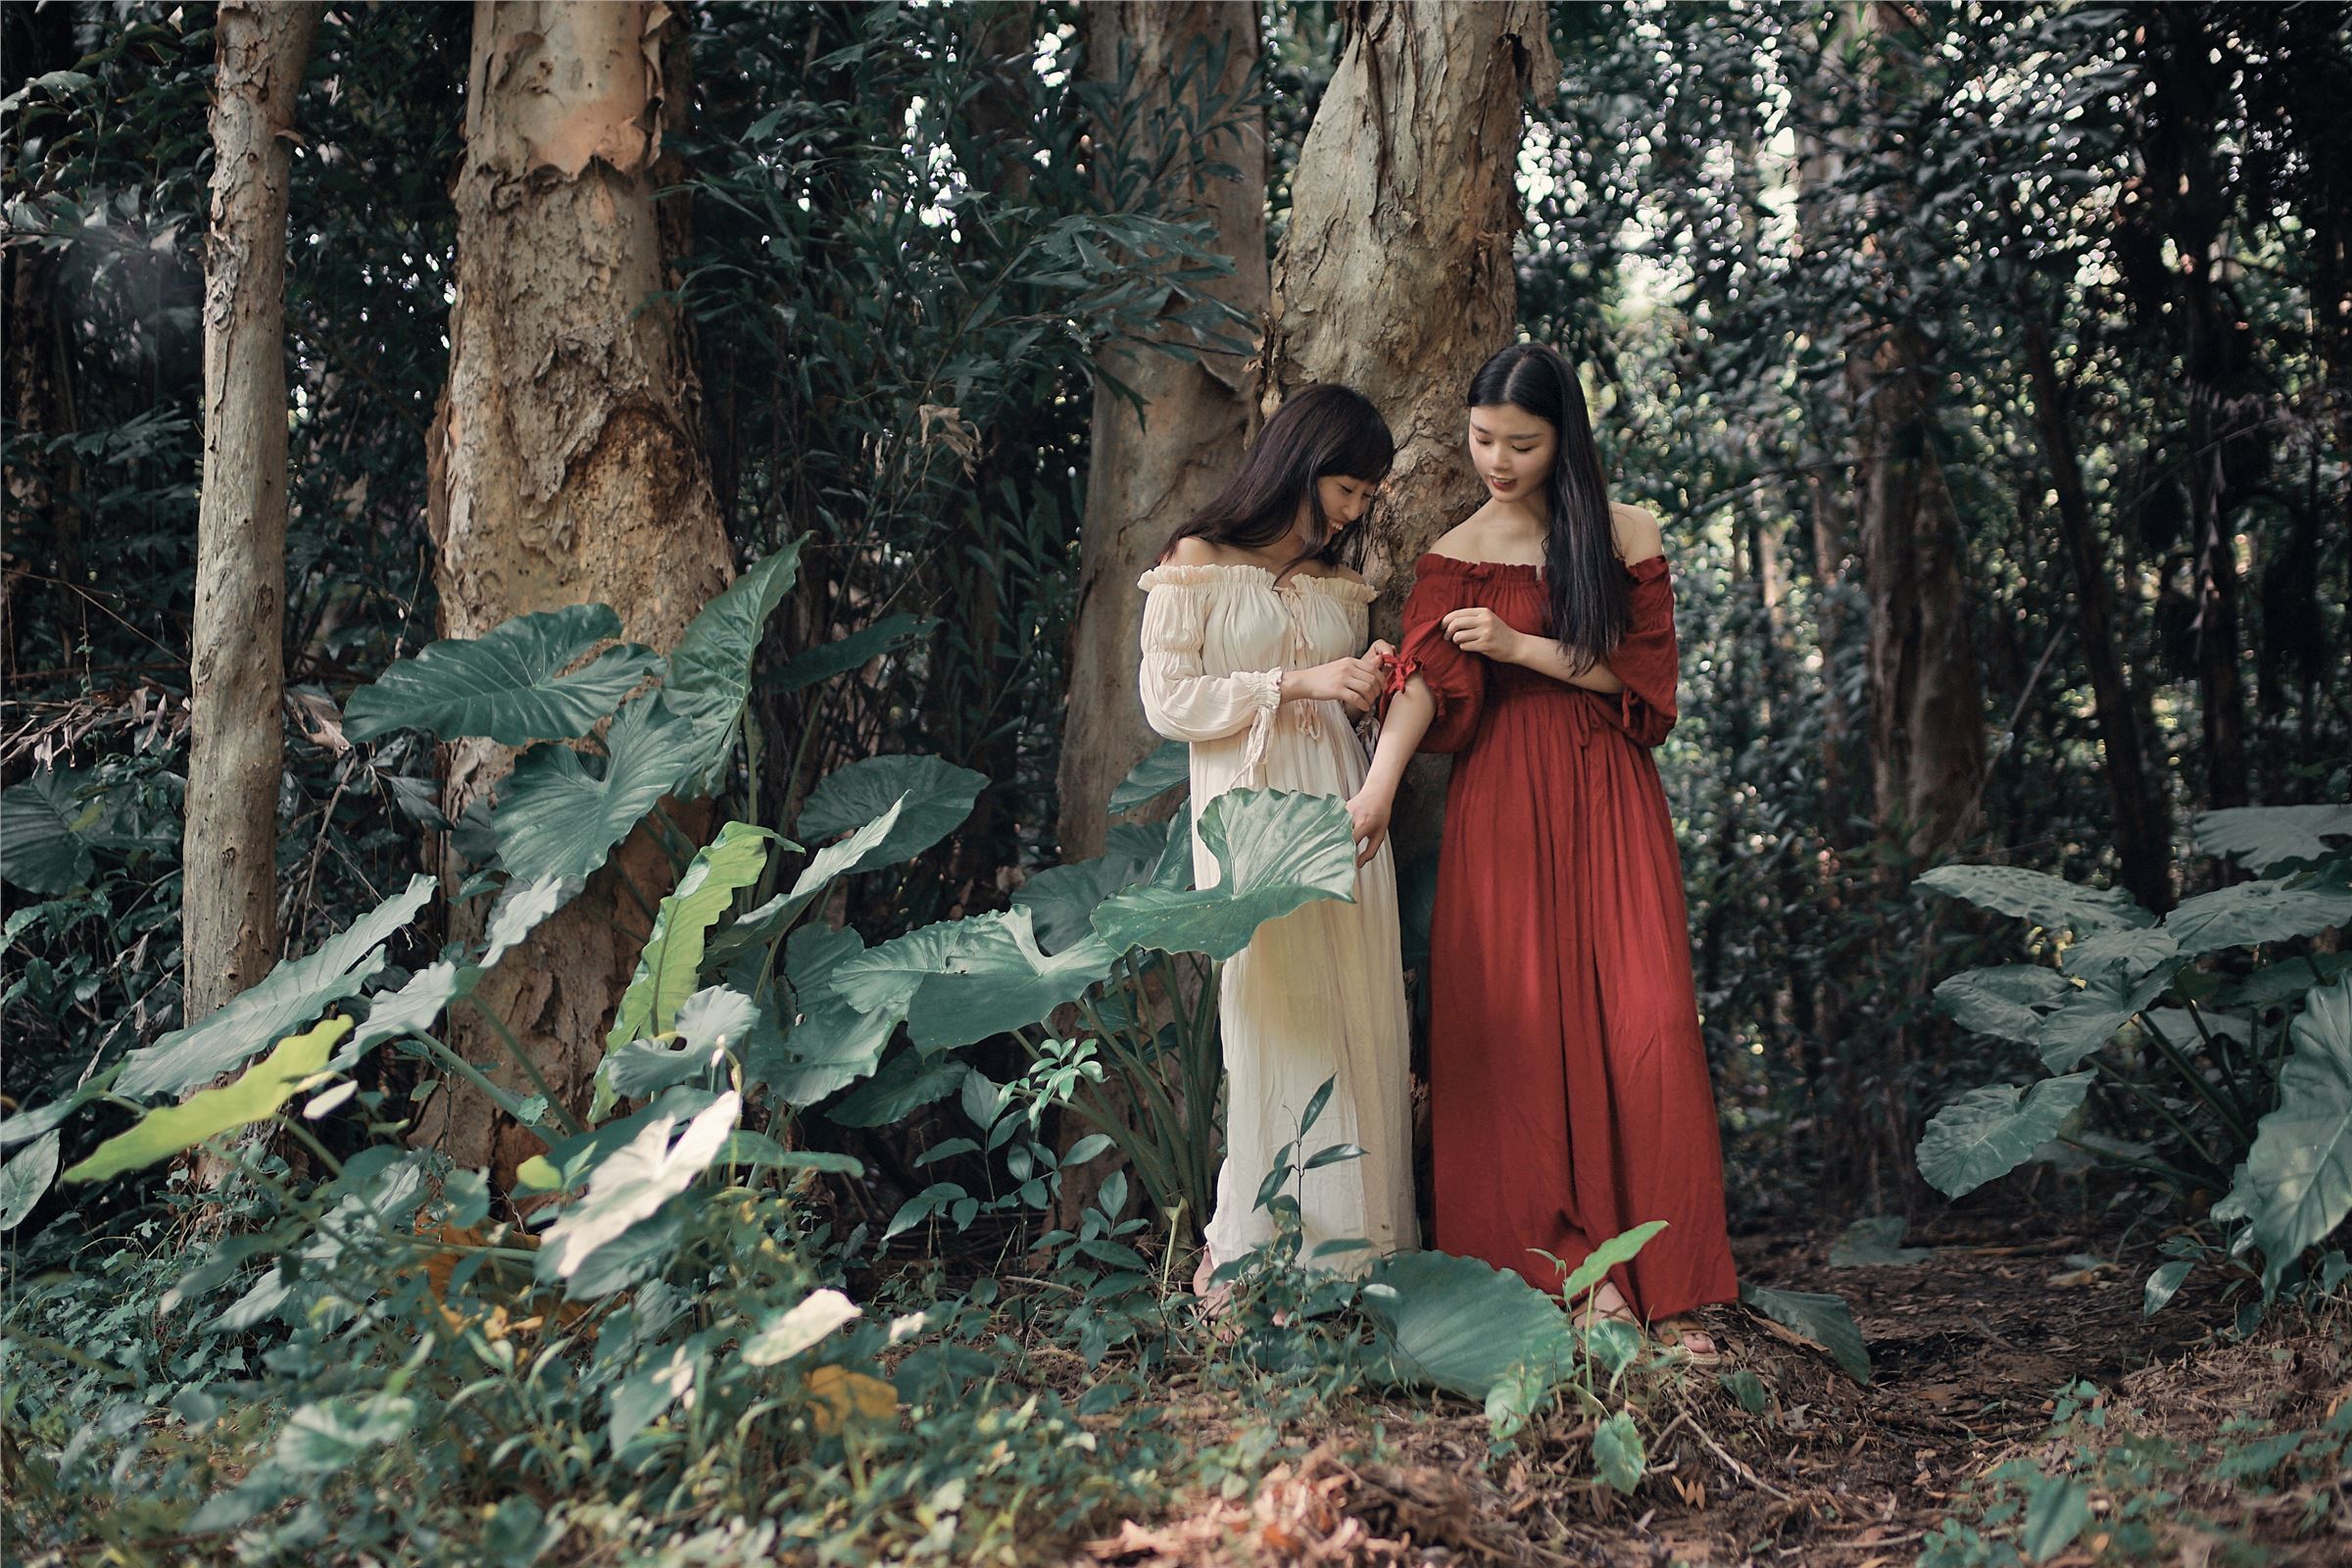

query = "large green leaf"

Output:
[[1913, 864, 2152, 935], [740, 1288, 861, 1367], [1360, 1250, 1574, 1400], [2194, 804, 2352, 873], [1829, 1215, 1933, 1268], [659, 545, 802, 794], [2060, 926, 2179, 982], [764, 612, 936, 697], [1934, 965, 2071, 1043], [2161, 881, 2352, 958], [723, 798, 906, 958], [2021, 1475, 2091, 1564], [342, 603, 659, 746], [492, 698, 690, 885], [117, 875, 435, 1099], [539, 1091, 739, 1283], [0, 1130, 61, 1230], [67, 1018, 351, 1183], [1091, 788, 1357, 960], [275, 1395, 419, 1476], [482, 872, 582, 966], [0, 766, 98, 894], [1013, 822, 1167, 955], [903, 909, 1118, 1052], [607, 823, 776, 1053], [1739, 1283, 1870, 1384], [796, 755, 985, 870], [829, 916, 969, 1019], [2222, 952, 2352, 1010], [2037, 963, 2180, 1071], [822, 1048, 967, 1127], [1917, 1073, 2092, 1198], [759, 924, 900, 1105], [1106, 741, 1190, 814], [2241, 980, 2352, 1293], [333, 961, 481, 1068]]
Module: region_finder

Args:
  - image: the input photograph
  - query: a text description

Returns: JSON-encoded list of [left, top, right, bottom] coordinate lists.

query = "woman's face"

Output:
[[1467, 404, 1556, 504], [1313, 473, 1377, 536]]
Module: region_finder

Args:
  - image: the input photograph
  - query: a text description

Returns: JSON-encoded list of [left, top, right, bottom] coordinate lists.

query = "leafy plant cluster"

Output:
[[1914, 806, 2352, 1319], [1, 562, 1783, 1558], [1920, 1377, 2352, 1567]]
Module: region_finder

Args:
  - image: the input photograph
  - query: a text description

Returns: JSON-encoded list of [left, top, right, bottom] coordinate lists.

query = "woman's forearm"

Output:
[[1505, 636, 1625, 695], [1361, 677, 1435, 801]]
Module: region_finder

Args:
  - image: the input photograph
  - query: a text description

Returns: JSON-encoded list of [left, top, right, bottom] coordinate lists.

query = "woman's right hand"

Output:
[[1282, 654, 1384, 713]]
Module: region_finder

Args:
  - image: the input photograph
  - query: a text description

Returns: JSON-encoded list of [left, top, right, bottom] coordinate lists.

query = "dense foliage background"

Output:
[[2, 3, 2347, 1562]]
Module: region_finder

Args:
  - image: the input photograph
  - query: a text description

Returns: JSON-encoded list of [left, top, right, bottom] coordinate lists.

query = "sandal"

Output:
[[1651, 1316, 1723, 1364]]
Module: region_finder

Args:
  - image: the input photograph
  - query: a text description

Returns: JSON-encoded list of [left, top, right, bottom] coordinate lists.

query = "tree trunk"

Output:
[[2019, 310, 2173, 911], [1055, 0, 1269, 861], [418, 0, 731, 1182], [184, 1, 320, 1024], [1849, 5, 1985, 864], [1261, 0, 1554, 861]]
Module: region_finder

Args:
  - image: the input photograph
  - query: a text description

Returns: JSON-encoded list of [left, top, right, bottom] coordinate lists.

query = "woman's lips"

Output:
[[1487, 476, 1514, 490]]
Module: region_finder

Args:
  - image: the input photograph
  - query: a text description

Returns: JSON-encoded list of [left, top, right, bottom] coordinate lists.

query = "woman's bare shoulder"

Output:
[[1610, 502, 1664, 564], [1162, 535, 1227, 566]]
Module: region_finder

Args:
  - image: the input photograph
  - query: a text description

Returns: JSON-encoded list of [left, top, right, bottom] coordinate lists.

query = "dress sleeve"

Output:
[[1599, 555, 1678, 748], [1379, 561, 1488, 756], [1136, 567, 1283, 746]]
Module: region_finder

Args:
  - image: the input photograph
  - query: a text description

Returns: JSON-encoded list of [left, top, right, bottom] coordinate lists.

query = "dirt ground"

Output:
[[1071, 1214, 2352, 1567]]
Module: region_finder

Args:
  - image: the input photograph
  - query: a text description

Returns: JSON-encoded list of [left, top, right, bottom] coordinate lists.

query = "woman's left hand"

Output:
[[1441, 607, 1523, 663]]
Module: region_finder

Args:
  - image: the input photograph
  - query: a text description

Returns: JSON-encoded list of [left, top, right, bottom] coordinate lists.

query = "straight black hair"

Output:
[[1465, 344, 1627, 670], [1158, 383, 1395, 573]]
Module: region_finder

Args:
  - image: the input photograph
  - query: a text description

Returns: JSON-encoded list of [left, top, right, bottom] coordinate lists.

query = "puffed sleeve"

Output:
[[1379, 559, 1488, 756], [1136, 566, 1283, 746], [1599, 555, 1679, 748]]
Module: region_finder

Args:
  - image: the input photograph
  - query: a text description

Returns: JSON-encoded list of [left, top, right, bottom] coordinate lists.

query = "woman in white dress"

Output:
[[1134, 384, 1418, 1298]]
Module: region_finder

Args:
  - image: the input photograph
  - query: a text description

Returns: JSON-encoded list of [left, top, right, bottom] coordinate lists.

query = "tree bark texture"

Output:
[[1850, 4, 1984, 864], [1055, 0, 1269, 862], [183, 0, 320, 1024], [1262, 0, 1554, 862], [419, 0, 730, 1181]]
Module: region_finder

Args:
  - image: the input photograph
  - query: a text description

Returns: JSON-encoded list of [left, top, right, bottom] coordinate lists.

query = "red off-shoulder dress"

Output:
[[1386, 550, 1738, 1319]]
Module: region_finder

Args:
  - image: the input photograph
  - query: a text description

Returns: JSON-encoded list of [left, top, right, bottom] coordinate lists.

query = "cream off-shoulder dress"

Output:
[[1135, 563, 1418, 1273]]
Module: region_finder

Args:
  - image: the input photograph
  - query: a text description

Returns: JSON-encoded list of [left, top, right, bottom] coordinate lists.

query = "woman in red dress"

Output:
[[1345, 343, 1736, 1356]]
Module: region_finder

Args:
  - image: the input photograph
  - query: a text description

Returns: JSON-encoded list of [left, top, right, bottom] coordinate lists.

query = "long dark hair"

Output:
[[1158, 383, 1395, 572], [1465, 344, 1627, 670]]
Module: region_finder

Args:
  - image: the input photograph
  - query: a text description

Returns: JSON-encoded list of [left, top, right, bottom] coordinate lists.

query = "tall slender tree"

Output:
[[1056, 1, 1268, 861], [184, 0, 321, 1024], [418, 0, 731, 1181]]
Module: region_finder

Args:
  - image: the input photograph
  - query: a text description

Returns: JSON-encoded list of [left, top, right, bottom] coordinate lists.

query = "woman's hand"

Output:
[[1345, 785, 1393, 866], [1442, 607, 1524, 663], [1283, 654, 1384, 713]]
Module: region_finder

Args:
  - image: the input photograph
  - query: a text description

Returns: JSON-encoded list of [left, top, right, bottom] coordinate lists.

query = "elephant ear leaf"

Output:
[[2241, 980, 2352, 1294], [795, 754, 985, 870], [660, 545, 802, 795], [1360, 1250, 1572, 1400], [1, 766, 99, 894], [67, 1018, 352, 1184], [491, 698, 691, 886], [1106, 741, 1189, 815], [1090, 789, 1354, 959], [1916, 1073, 2092, 1198], [343, 603, 659, 745], [2194, 804, 2352, 874], [1913, 864, 2152, 935], [116, 875, 436, 1099]]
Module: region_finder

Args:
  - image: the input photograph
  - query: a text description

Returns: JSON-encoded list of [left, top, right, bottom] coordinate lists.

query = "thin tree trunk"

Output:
[[1056, 0, 1269, 862], [1849, 6, 1985, 863], [1262, 0, 1554, 861], [418, 0, 731, 1184], [184, 0, 320, 1024], [2020, 310, 2173, 911]]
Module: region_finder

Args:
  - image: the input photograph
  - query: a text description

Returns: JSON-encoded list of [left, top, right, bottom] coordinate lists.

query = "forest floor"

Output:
[[1061, 1215, 2352, 1568]]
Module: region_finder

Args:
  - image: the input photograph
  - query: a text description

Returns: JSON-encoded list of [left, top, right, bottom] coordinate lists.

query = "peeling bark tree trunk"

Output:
[[418, 0, 731, 1182], [184, 1, 320, 1024], [1055, 1, 1269, 861], [1261, 0, 1554, 861]]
